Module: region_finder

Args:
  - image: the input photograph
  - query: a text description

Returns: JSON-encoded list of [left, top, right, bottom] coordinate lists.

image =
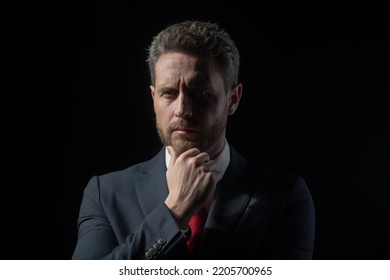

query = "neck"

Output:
[[206, 137, 226, 159]]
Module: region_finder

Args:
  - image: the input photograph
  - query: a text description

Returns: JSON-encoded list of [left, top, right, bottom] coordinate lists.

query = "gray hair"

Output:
[[147, 20, 240, 89]]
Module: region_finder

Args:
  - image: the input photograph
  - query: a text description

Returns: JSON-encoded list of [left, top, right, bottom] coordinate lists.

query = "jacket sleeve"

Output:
[[71, 176, 188, 260]]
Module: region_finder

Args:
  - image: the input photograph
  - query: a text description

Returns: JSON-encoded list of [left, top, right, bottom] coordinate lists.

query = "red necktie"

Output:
[[186, 207, 208, 255]]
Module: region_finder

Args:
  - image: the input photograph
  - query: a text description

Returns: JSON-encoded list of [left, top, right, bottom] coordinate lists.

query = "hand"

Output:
[[165, 146, 221, 229]]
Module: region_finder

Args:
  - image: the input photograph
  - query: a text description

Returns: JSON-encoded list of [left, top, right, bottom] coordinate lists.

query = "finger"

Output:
[[202, 160, 223, 181], [168, 146, 200, 167], [193, 152, 210, 164], [202, 159, 217, 171], [203, 161, 222, 177], [177, 148, 202, 163]]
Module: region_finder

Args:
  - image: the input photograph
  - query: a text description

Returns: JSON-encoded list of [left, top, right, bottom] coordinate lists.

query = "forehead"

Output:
[[154, 52, 220, 83]]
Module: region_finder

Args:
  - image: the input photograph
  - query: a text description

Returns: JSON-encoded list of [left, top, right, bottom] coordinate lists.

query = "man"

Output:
[[72, 20, 315, 260]]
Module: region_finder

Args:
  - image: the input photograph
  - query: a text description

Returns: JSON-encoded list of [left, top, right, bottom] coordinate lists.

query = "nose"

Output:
[[174, 91, 193, 118]]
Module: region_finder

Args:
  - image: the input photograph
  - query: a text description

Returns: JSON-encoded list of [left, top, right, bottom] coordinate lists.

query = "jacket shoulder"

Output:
[[231, 147, 309, 197], [92, 148, 165, 193]]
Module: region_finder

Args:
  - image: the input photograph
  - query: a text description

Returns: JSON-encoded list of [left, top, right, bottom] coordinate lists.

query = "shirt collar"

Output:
[[165, 140, 231, 181]]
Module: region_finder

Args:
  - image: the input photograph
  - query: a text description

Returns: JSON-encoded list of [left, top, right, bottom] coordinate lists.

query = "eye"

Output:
[[160, 89, 178, 98], [193, 89, 211, 98], [201, 91, 211, 97]]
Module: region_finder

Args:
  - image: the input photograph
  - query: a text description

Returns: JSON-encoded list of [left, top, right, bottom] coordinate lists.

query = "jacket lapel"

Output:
[[135, 147, 169, 217], [202, 147, 255, 246]]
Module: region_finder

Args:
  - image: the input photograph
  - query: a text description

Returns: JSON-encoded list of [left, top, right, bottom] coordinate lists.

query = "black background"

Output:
[[2, 3, 390, 259]]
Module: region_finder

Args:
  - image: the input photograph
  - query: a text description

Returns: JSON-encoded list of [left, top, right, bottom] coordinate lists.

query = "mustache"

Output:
[[168, 119, 199, 132]]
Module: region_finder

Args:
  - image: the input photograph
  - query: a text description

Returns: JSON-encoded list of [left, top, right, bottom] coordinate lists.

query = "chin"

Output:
[[171, 139, 200, 154]]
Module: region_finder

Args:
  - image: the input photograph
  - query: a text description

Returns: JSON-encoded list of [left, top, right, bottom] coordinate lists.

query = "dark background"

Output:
[[2, 3, 389, 259]]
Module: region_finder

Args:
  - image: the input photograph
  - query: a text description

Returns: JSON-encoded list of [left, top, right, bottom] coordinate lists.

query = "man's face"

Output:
[[150, 52, 241, 157]]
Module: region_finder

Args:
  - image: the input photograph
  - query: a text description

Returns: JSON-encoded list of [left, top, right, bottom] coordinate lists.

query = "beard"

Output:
[[156, 115, 227, 156]]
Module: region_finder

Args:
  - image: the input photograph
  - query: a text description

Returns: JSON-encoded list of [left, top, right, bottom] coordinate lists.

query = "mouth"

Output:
[[172, 127, 198, 137], [174, 126, 197, 132]]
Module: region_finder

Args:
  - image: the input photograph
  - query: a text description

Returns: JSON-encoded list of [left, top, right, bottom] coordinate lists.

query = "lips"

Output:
[[174, 127, 197, 132], [172, 127, 198, 137]]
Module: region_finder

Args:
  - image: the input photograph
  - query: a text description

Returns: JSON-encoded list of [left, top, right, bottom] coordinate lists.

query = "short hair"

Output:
[[147, 20, 240, 89]]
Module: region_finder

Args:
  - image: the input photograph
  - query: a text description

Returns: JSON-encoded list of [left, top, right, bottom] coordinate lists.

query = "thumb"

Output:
[[167, 146, 178, 168]]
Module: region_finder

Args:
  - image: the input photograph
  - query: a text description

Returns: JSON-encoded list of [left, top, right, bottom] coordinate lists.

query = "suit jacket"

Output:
[[72, 145, 315, 260]]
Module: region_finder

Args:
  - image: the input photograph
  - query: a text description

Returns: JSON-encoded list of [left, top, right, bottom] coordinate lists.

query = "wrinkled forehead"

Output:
[[155, 52, 221, 85]]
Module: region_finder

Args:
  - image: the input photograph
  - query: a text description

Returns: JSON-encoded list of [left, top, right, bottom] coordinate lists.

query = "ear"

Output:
[[227, 83, 243, 115], [150, 85, 156, 99]]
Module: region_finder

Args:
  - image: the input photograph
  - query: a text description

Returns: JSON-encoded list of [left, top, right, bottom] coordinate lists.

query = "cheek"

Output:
[[204, 102, 228, 119], [199, 109, 222, 127], [154, 102, 173, 124]]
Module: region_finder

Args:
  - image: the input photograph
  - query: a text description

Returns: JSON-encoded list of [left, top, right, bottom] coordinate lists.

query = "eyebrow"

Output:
[[188, 75, 209, 87], [157, 76, 210, 89], [156, 86, 177, 93]]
